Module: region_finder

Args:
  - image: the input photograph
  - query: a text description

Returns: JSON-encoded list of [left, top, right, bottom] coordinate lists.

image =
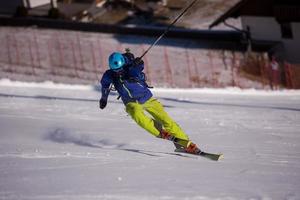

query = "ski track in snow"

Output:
[[0, 80, 300, 200]]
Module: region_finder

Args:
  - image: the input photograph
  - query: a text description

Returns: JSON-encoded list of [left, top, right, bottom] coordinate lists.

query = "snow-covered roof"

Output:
[[209, 0, 300, 29]]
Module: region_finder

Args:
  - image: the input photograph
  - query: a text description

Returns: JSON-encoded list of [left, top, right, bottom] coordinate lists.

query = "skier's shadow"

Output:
[[121, 148, 194, 158], [44, 128, 193, 158]]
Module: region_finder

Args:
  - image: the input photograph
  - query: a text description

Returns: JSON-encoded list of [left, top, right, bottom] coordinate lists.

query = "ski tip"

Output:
[[217, 154, 224, 161]]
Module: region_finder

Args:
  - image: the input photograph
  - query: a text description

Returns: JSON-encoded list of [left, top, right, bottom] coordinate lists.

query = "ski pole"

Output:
[[139, 0, 198, 59]]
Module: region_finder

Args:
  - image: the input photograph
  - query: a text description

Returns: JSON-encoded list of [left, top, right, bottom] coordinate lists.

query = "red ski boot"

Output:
[[158, 130, 176, 141], [185, 142, 201, 154]]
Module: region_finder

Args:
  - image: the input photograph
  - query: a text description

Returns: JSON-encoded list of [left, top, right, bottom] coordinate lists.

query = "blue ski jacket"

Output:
[[100, 53, 153, 105]]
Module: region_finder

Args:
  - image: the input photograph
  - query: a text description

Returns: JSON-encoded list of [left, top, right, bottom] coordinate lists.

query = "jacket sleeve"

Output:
[[135, 61, 144, 72], [100, 70, 113, 100], [123, 53, 144, 72]]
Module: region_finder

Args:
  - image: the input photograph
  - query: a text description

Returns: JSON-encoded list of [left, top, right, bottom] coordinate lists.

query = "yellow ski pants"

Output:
[[125, 98, 189, 141]]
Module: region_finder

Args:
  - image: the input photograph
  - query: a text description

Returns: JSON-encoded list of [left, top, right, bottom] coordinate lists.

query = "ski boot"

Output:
[[158, 129, 176, 141], [158, 130, 201, 154], [184, 142, 201, 154]]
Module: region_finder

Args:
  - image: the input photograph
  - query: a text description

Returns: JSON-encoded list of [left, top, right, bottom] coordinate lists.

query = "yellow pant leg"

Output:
[[125, 101, 160, 137], [144, 98, 189, 141]]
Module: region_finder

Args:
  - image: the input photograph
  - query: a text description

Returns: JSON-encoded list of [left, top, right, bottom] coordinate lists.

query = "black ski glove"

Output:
[[133, 57, 144, 66], [99, 98, 107, 109]]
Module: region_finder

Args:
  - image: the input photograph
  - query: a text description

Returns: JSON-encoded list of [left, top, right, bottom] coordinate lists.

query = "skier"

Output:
[[99, 50, 201, 154]]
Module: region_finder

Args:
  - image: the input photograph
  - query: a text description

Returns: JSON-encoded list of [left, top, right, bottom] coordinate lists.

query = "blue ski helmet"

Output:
[[108, 52, 125, 70]]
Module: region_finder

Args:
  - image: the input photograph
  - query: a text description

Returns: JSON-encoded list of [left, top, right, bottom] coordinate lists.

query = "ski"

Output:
[[174, 149, 224, 161], [161, 135, 223, 161]]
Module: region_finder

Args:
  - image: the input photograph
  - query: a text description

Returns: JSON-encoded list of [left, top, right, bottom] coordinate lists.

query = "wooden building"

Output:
[[210, 0, 300, 64]]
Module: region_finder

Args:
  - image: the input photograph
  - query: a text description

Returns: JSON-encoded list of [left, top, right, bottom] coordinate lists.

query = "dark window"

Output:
[[281, 23, 293, 39]]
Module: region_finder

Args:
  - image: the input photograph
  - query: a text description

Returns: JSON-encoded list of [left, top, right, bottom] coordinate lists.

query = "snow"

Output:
[[0, 80, 300, 200]]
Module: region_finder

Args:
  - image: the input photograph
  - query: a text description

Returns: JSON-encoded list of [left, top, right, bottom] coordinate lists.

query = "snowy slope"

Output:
[[0, 80, 300, 200]]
